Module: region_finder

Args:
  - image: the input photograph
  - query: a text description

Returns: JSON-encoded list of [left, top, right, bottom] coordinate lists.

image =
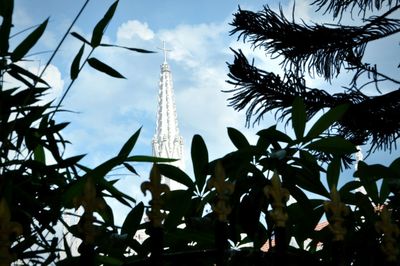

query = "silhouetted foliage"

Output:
[[226, 0, 400, 152]]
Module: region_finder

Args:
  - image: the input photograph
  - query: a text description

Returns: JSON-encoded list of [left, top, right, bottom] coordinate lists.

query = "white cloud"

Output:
[[159, 22, 227, 68], [117, 20, 155, 41]]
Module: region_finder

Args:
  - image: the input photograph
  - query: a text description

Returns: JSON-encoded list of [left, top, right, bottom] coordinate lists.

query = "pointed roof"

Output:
[[152, 41, 184, 174]]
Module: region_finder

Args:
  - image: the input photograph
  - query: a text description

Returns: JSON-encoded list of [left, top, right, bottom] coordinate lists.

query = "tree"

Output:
[[225, 0, 400, 154]]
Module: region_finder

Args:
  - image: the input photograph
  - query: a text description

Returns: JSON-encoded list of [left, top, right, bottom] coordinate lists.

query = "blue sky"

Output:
[[12, 0, 399, 225]]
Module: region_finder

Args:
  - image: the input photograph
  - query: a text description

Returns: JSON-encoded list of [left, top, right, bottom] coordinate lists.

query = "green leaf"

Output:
[[121, 202, 144, 237], [123, 163, 138, 175], [305, 136, 357, 154], [356, 162, 379, 204], [88, 57, 125, 78], [126, 155, 176, 163], [305, 104, 349, 140], [33, 144, 45, 163], [91, 0, 119, 47], [191, 135, 209, 192], [118, 128, 141, 158], [98, 202, 114, 226], [158, 164, 195, 191], [257, 125, 293, 145], [99, 43, 156, 53], [0, 0, 13, 55], [327, 156, 341, 189], [11, 18, 48, 62], [9, 63, 49, 85], [99, 178, 134, 207], [70, 31, 90, 45], [227, 127, 250, 149], [164, 190, 192, 230], [95, 255, 123, 265], [291, 97, 306, 139], [70, 44, 84, 80], [379, 178, 390, 204]]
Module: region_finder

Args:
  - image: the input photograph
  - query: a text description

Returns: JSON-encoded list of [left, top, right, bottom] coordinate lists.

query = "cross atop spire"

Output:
[[158, 41, 172, 64]]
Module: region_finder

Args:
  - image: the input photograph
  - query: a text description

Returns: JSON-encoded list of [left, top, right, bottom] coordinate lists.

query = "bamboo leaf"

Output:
[[87, 57, 125, 78], [70, 44, 84, 80], [118, 128, 141, 158], [11, 18, 48, 62], [123, 163, 138, 175], [0, 0, 13, 55], [99, 43, 155, 53], [91, 0, 119, 48], [70, 31, 90, 45]]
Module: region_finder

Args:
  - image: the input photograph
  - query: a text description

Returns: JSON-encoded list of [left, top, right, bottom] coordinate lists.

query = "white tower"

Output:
[[152, 42, 184, 188]]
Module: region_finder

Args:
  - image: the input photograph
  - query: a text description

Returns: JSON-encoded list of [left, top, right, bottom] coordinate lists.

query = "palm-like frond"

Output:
[[313, 0, 400, 18], [226, 49, 400, 151], [230, 5, 400, 81]]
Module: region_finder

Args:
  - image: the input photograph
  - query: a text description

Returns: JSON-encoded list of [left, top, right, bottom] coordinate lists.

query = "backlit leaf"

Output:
[[11, 18, 48, 62], [87, 57, 125, 78], [292, 97, 306, 139], [70, 31, 90, 45], [91, 0, 118, 47], [191, 134, 209, 191], [70, 44, 84, 80], [305, 104, 349, 140], [305, 136, 357, 154], [227, 127, 250, 149], [118, 127, 141, 158], [99, 43, 155, 53]]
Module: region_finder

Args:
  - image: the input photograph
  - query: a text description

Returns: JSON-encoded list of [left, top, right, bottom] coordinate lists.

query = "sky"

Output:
[[11, 0, 399, 225]]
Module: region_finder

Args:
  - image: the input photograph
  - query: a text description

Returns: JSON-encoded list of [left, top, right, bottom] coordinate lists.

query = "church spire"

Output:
[[152, 42, 184, 184]]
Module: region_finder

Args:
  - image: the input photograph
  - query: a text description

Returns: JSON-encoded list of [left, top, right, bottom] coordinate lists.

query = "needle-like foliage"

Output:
[[226, 1, 400, 152]]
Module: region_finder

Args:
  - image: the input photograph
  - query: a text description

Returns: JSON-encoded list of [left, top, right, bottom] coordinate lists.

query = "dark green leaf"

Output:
[[118, 128, 141, 158], [356, 162, 379, 204], [9, 63, 49, 85], [95, 255, 123, 265], [158, 163, 195, 191], [191, 135, 209, 191], [327, 156, 340, 189], [227, 127, 250, 149], [257, 125, 293, 145], [70, 31, 90, 44], [164, 190, 192, 230], [126, 155, 176, 163], [98, 202, 114, 226], [70, 44, 84, 80], [305, 104, 349, 140], [292, 97, 306, 139], [99, 178, 134, 207], [91, 1, 119, 47], [0, 0, 13, 55], [123, 163, 138, 175], [379, 178, 390, 204], [99, 43, 156, 53], [62, 179, 85, 208], [121, 202, 144, 237], [33, 144, 45, 163], [390, 157, 400, 176], [339, 180, 361, 194], [305, 136, 357, 154], [11, 18, 48, 62], [88, 57, 125, 78]]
